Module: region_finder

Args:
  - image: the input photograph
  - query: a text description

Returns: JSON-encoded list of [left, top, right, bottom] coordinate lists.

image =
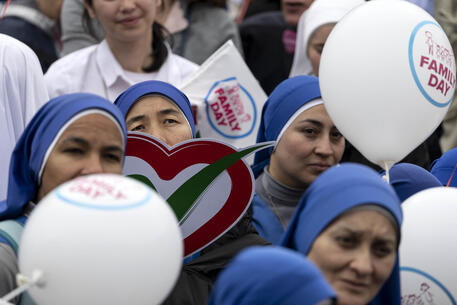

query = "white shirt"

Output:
[[45, 40, 199, 101], [0, 34, 49, 201]]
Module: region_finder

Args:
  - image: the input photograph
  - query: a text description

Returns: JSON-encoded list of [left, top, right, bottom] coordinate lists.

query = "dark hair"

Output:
[[83, 0, 169, 72], [187, 0, 227, 8]]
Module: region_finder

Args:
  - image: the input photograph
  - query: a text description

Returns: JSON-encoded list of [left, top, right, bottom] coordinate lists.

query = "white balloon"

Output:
[[399, 187, 457, 305], [319, 0, 456, 169], [18, 174, 183, 305]]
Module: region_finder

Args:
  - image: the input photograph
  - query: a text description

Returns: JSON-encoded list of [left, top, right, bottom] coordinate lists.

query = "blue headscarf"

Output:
[[207, 246, 336, 305], [381, 163, 441, 202], [281, 163, 402, 305], [0, 93, 127, 220], [430, 147, 457, 187], [114, 80, 196, 138], [252, 76, 322, 177]]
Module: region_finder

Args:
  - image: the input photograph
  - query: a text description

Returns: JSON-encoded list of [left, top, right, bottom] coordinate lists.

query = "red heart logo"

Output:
[[123, 132, 256, 257]]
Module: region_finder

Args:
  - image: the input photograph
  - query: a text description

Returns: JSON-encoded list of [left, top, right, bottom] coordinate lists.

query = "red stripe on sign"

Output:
[[1, 0, 11, 19]]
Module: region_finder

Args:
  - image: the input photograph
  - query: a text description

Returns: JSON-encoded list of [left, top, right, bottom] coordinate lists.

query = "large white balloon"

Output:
[[320, 0, 456, 169], [18, 174, 183, 305], [399, 187, 457, 305]]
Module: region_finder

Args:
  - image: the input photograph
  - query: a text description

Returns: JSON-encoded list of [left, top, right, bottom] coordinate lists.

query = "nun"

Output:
[[114, 80, 269, 305], [382, 163, 442, 202], [0, 34, 49, 201], [114, 80, 196, 146], [430, 147, 457, 187], [251, 75, 345, 244], [281, 163, 403, 305], [0, 93, 127, 302], [289, 0, 364, 77], [207, 246, 336, 305]]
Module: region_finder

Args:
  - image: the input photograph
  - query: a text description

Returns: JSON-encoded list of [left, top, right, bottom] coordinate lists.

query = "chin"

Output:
[[284, 16, 300, 27], [337, 293, 370, 305]]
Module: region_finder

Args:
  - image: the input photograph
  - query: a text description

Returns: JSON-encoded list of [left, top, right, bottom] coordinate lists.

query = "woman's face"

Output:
[[307, 24, 335, 76], [281, 0, 314, 26], [85, 0, 161, 43], [308, 209, 398, 305], [125, 95, 192, 146], [269, 104, 345, 189], [37, 114, 124, 202]]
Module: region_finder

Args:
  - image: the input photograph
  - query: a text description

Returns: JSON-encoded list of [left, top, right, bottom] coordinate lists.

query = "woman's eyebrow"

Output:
[[296, 119, 323, 127], [102, 145, 124, 154], [126, 115, 145, 126], [374, 238, 396, 247], [158, 108, 181, 116], [60, 137, 89, 148]]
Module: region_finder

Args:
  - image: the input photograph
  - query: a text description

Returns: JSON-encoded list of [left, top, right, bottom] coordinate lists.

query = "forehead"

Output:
[[128, 95, 182, 116], [59, 113, 122, 141], [309, 23, 336, 44], [329, 209, 397, 237], [291, 104, 333, 125]]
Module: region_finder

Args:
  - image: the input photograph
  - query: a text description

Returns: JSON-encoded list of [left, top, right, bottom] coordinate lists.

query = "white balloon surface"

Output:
[[320, 0, 456, 169], [18, 174, 183, 305], [400, 187, 457, 305]]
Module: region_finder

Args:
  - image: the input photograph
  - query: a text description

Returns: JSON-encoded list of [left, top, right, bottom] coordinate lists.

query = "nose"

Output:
[[349, 247, 374, 277], [146, 127, 171, 146], [80, 153, 104, 175], [314, 135, 333, 157], [120, 0, 135, 12]]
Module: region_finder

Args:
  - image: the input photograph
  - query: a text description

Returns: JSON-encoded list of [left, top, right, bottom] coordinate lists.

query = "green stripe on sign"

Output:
[[167, 143, 272, 222]]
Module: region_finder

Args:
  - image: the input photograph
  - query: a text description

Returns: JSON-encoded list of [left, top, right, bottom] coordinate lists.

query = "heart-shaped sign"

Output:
[[123, 132, 273, 257]]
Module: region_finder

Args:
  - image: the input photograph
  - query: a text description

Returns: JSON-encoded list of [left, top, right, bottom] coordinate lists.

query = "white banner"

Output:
[[180, 40, 267, 164]]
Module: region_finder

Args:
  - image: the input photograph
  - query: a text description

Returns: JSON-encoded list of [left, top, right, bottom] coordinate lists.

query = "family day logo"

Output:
[[401, 267, 456, 305], [409, 21, 456, 107], [123, 132, 273, 256], [56, 175, 151, 210], [205, 77, 257, 139]]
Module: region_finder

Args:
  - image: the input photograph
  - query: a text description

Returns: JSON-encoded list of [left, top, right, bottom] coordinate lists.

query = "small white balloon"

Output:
[[400, 187, 457, 305], [18, 174, 183, 305], [319, 0, 456, 168]]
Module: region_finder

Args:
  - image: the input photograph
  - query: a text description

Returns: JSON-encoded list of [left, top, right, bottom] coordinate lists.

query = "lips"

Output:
[[308, 163, 331, 172], [341, 279, 370, 292], [283, 2, 306, 12], [119, 16, 140, 27]]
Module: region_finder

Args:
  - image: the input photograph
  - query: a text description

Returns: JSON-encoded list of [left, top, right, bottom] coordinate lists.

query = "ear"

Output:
[[83, 0, 96, 19]]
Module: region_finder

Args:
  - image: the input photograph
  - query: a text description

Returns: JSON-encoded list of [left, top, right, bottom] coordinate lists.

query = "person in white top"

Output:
[[289, 0, 363, 77], [0, 33, 49, 201], [44, 0, 199, 102]]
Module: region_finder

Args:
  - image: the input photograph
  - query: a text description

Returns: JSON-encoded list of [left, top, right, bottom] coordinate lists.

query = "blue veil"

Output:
[[0, 93, 127, 220], [114, 80, 196, 138], [252, 76, 321, 177], [381, 163, 441, 202], [281, 163, 403, 305], [430, 147, 457, 187], [207, 246, 336, 305]]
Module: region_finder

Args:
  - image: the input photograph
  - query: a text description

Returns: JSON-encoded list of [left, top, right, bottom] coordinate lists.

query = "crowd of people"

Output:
[[0, 0, 456, 304]]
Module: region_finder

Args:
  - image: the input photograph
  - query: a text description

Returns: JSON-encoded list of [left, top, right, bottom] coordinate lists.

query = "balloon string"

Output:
[[1, 270, 44, 303], [384, 161, 390, 184], [446, 164, 457, 187]]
